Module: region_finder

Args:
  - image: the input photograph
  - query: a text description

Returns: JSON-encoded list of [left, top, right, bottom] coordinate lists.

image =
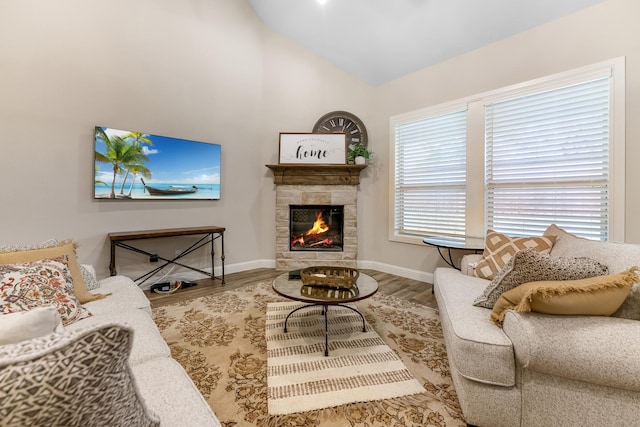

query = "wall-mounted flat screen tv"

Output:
[[94, 126, 221, 200]]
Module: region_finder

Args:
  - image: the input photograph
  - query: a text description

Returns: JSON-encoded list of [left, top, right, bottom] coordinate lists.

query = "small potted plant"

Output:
[[347, 143, 373, 164]]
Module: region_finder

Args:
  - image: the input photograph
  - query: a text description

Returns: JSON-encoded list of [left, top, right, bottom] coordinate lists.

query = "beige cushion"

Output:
[[473, 248, 609, 308], [613, 283, 640, 320], [86, 275, 152, 315], [132, 358, 221, 426], [545, 224, 640, 321], [502, 311, 640, 392], [434, 268, 516, 387], [544, 224, 640, 274], [65, 309, 170, 366], [0, 306, 63, 345], [491, 268, 638, 326], [460, 254, 483, 276], [0, 240, 108, 303], [0, 324, 159, 426], [543, 223, 575, 239], [474, 230, 556, 280], [0, 257, 92, 326]]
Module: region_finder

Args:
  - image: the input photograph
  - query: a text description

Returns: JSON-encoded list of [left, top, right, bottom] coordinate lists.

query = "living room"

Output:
[[2, 0, 640, 426], [1, 0, 637, 284]]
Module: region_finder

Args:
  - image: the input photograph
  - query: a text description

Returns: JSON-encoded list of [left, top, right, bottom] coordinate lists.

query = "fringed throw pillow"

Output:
[[474, 248, 609, 308], [490, 267, 638, 326]]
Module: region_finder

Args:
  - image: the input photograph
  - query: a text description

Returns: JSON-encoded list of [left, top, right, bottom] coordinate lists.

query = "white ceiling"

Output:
[[248, 0, 605, 86]]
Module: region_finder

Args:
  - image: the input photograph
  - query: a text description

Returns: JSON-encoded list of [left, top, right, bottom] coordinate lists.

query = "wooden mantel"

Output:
[[266, 164, 367, 185]]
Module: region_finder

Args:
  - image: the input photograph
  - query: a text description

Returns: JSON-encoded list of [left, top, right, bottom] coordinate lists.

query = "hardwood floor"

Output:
[[146, 268, 437, 310]]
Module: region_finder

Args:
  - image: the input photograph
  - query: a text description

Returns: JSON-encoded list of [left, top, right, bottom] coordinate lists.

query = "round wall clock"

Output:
[[313, 110, 368, 148]]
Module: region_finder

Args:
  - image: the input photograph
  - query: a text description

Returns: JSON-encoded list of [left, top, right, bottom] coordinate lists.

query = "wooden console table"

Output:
[[109, 226, 225, 286]]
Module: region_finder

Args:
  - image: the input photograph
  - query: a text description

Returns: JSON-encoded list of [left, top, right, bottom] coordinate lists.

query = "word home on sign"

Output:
[[278, 133, 346, 164]]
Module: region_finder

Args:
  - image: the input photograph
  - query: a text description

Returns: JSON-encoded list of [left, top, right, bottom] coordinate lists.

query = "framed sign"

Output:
[[279, 133, 347, 165]]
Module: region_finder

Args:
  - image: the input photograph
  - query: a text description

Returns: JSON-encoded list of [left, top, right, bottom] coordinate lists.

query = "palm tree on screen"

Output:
[[94, 165, 107, 187], [95, 128, 149, 199], [125, 163, 152, 197], [117, 132, 153, 195]]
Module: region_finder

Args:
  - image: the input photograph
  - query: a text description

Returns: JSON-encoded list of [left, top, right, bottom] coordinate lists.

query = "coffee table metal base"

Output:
[[283, 304, 366, 357]]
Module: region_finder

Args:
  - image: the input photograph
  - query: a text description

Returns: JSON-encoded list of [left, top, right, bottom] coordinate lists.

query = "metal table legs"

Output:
[[283, 304, 366, 356]]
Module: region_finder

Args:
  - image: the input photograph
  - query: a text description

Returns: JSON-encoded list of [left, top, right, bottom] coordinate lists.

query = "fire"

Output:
[[305, 211, 329, 236], [309, 238, 333, 247], [291, 210, 333, 249]]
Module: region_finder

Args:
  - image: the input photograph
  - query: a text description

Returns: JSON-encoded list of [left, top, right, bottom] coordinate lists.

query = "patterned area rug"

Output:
[[266, 302, 426, 415], [152, 282, 465, 426]]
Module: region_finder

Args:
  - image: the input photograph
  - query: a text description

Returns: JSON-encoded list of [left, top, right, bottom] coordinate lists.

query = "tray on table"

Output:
[[300, 284, 359, 300], [300, 266, 359, 289]]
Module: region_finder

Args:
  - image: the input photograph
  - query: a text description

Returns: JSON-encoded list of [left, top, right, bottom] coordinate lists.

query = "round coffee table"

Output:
[[272, 271, 379, 356]]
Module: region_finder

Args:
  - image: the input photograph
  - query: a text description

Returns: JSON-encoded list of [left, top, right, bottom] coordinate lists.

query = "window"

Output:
[[390, 58, 625, 244], [393, 108, 467, 238]]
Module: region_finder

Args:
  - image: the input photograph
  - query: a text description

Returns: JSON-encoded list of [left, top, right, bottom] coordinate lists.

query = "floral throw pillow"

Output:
[[0, 256, 91, 326], [0, 239, 107, 304]]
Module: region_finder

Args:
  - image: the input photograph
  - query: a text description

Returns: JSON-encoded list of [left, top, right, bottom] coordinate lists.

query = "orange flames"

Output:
[[291, 210, 332, 248], [291, 235, 305, 246], [305, 211, 329, 236]]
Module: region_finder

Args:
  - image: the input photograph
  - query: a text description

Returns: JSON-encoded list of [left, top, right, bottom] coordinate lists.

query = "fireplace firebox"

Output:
[[289, 205, 344, 251]]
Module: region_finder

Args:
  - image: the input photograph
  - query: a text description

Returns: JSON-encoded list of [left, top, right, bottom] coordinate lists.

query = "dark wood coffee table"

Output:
[[271, 271, 379, 356]]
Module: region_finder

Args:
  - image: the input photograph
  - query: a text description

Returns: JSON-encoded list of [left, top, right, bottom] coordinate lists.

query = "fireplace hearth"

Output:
[[267, 164, 367, 271]]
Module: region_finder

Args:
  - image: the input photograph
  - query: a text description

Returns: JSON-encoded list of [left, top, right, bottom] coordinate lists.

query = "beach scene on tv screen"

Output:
[[94, 126, 221, 200]]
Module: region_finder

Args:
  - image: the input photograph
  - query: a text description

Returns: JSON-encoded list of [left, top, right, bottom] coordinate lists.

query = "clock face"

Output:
[[313, 111, 368, 148]]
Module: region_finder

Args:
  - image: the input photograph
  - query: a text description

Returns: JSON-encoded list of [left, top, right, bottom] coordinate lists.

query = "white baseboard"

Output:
[[355, 260, 434, 284], [136, 258, 431, 289], [224, 259, 433, 284], [137, 259, 275, 289]]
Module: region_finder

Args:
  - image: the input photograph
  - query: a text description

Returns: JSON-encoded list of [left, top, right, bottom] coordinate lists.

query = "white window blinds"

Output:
[[485, 76, 611, 240], [393, 110, 467, 237]]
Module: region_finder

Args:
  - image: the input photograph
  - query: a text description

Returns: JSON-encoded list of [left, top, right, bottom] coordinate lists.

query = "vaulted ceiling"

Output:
[[248, 0, 605, 85]]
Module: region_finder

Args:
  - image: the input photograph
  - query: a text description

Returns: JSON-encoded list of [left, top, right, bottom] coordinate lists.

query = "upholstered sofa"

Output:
[[433, 226, 640, 427], [0, 240, 220, 426]]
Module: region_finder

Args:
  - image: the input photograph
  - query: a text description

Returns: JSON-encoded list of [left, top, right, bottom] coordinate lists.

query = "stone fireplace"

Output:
[[267, 164, 366, 271]]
